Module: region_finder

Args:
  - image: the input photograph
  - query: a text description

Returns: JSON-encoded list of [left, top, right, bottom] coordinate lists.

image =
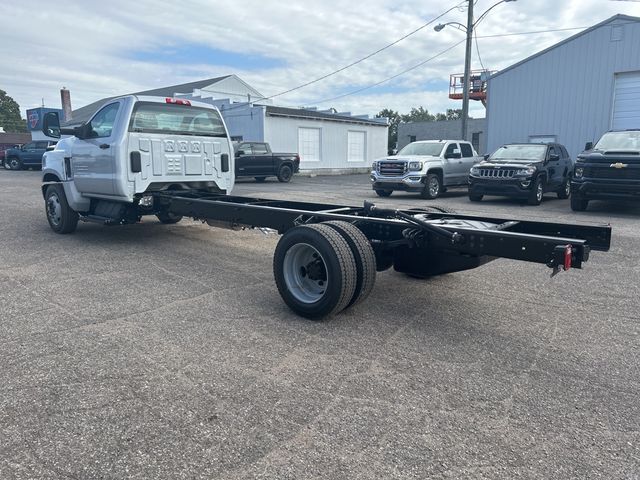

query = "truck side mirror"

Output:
[[483, 154, 490, 160], [74, 123, 93, 140], [549, 153, 560, 161], [42, 112, 61, 139], [584, 142, 593, 151]]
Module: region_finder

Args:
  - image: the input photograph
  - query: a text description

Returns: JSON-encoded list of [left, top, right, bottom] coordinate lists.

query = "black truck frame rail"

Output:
[[152, 191, 611, 319]]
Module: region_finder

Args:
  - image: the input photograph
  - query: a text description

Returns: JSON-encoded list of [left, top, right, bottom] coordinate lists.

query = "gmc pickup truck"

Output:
[[571, 129, 640, 211], [38, 96, 610, 320], [4, 140, 57, 170], [234, 141, 300, 182], [371, 140, 482, 199]]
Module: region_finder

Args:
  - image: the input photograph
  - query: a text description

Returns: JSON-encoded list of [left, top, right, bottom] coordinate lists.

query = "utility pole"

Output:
[[461, 0, 474, 141]]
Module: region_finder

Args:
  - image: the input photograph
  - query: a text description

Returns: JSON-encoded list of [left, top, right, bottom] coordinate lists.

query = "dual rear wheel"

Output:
[[273, 221, 376, 320]]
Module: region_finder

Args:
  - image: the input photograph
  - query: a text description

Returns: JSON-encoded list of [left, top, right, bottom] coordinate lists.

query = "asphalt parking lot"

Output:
[[1, 169, 639, 479]]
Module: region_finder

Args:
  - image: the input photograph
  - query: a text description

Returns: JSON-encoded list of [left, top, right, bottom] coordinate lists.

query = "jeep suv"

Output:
[[468, 143, 573, 205], [571, 130, 640, 211]]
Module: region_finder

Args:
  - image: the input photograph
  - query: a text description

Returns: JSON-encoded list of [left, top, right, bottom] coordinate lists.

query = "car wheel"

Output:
[[273, 224, 357, 320], [255, 176, 267, 183], [557, 177, 571, 199], [421, 173, 442, 199], [7, 157, 22, 170], [375, 189, 392, 197], [527, 177, 544, 205], [277, 165, 293, 183], [45, 184, 79, 234], [570, 194, 589, 211], [156, 211, 183, 224], [469, 194, 483, 202]]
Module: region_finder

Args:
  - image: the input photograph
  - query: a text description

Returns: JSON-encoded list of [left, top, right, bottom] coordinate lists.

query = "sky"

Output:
[[1, 0, 639, 120]]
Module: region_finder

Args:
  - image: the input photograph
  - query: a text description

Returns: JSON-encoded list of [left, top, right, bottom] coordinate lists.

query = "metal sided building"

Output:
[[397, 118, 487, 154], [486, 14, 640, 159]]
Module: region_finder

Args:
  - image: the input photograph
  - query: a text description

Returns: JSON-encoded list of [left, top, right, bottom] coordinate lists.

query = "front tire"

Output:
[[273, 224, 357, 320], [7, 157, 22, 170], [469, 194, 483, 202], [421, 173, 442, 199], [156, 211, 182, 224], [277, 164, 293, 183], [570, 194, 589, 211], [45, 184, 79, 234], [527, 176, 544, 205]]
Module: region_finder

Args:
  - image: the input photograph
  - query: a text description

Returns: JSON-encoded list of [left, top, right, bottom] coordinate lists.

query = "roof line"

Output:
[[490, 14, 640, 80]]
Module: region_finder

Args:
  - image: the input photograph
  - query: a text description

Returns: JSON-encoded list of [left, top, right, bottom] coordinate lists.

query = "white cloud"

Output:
[[2, 0, 638, 117]]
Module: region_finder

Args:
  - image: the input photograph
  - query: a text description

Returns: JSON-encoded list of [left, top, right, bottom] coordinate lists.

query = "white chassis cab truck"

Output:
[[39, 97, 611, 320]]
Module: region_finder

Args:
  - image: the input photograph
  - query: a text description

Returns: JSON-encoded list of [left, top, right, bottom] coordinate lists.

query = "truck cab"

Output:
[[40, 95, 234, 233], [370, 140, 481, 199]]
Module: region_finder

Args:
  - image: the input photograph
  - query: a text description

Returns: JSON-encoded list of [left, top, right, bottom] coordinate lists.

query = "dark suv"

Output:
[[4, 140, 57, 170], [468, 143, 573, 205], [571, 130, 640, 211]]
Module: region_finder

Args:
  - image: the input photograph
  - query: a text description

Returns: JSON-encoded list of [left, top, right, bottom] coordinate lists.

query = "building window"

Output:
[[298, 127, 321, 162], [230, 135, 243, 142], [409, 135, 416, 143], [347, 131, 366, 162], [529, 135, 556, 144]]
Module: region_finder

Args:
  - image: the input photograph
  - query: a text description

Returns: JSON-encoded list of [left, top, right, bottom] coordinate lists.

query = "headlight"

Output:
[[516, 167, 536, 175], [574, 167, 583, 178], [470, 166, 480, 176], [408, 161, 422, 171], [371, 161, 378, 170]]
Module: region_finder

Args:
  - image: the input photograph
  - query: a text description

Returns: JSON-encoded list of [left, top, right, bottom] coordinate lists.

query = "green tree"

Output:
[[376, 108, 402, 154], [0, 89, 27, 133], [401, 106, 435, 123], [435, 108, 464, 121]]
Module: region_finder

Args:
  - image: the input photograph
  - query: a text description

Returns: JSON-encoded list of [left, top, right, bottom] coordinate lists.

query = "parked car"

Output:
[[571, 129, 640, 211], [4, 141, 57, 170], [370, 140, 482, 199], [468, 143, 573, 205], [234, 142, 300, 182]]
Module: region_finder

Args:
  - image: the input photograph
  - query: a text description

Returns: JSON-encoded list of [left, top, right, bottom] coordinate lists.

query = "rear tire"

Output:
[[323, 221, 376, 308], [255, 176, 267, 183], [469, 194, 483, 202], [45, 184, 78, 234], [527, 176, 544, 205], [375, 189, 392, 197], [156, 211, 183, 224], [557, 177, 571, 199], [421, 173, 442, 199], [7, 157, 22, 170], [273, 224, 357, 320], [277, 165, 293, 183], [570, 194, 589, 211]]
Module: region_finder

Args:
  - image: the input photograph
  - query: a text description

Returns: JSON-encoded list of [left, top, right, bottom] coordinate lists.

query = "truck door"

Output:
[[443, 142, 465, 185], [545, 145, 562, 189], [250, 142, 273, 175], [459, 142, 477, 179], [235, 143, 253, 175], [71, 101, 121, 195], [21, 142, 39, 163]]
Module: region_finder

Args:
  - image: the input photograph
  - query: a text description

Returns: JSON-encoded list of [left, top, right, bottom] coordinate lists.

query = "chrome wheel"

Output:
[[9, 158, 20, 170], [47, 192, 62, 227], [428, 176, 440, 197], [565, 180, 571, 197], [282, 243, 328, 303], [536, 182, 543, 202]]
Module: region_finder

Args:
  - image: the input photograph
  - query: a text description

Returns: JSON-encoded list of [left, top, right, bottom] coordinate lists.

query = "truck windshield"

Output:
[[490, 145, 546, 162], [594, 131, 640, 151], [129, 102, 226, 137], [397, 143, 444, 156]]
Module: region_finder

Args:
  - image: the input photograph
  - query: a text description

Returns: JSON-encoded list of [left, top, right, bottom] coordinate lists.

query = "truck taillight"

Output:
[[295, 155, 300, 162], [564, 244, 573, 270], [165, 98, 191, 106]]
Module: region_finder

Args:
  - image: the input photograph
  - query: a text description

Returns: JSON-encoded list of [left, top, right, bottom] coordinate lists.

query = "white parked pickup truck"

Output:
[[40, 95, 234, 233], [370, 140, 482, 199]]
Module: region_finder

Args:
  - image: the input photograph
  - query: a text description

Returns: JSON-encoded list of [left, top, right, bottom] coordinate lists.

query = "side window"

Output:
[[445, 143, 459, 155], [252, 143, 268, 155], [548, 146, 558, 158], [460, 143, 473, 157], [562, 146, 570, 158], [24, 142, 36, 150], [238, 144, 252, 155], [35, 141, 49, 149], [90, 103, 120, 138]]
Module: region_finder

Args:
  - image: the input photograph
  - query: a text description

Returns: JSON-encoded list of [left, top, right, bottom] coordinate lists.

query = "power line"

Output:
[[473, 28, 486, 71]]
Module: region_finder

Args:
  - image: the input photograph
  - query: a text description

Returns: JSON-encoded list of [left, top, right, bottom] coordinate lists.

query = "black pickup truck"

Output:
[[571, 130, 640, 211], [234, 142, 300, 182]]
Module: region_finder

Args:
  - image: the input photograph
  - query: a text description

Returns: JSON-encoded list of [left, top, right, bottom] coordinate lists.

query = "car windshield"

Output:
[[594, 131, 640, 151], [397, 143, 444, 156], [129, 102, 227, 137], [490, 145, 547, 162]]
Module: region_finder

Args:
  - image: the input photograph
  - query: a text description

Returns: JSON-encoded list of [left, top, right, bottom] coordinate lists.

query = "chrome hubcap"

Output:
[[10, 159, 18, 169], [428, 177, 440, 196], [283, 243, 328, 303], [47, 194, 62, 226], [565, 181, 571, 196], [536, 183, 543, 201]]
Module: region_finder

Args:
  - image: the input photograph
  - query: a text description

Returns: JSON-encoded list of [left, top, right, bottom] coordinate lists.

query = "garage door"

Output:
[[612, 71, 640, 130], [298, 127, 321, 162]]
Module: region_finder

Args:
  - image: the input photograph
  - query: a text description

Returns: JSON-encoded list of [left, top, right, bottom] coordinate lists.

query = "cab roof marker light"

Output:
[[166, 98, 191, 106]]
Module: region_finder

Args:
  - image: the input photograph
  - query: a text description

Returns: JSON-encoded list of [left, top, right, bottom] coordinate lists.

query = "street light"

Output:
[[435, 0, 517, 141]]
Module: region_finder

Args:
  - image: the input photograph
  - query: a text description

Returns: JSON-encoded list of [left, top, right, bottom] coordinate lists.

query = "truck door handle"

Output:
[[99, 143, 110, 149]]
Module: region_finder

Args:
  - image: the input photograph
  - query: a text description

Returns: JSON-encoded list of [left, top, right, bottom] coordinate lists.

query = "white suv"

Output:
[[371, 140, 482, 199]]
